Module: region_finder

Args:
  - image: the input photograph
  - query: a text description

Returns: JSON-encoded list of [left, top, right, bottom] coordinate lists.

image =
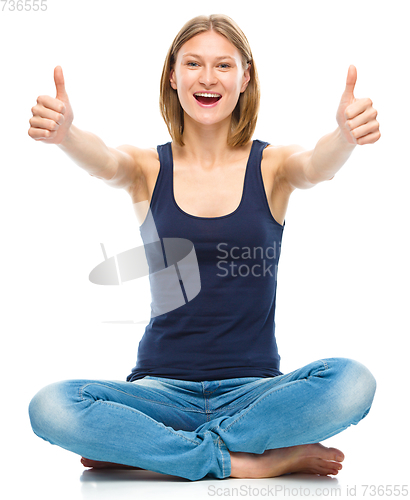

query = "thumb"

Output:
[[54, 65, 68, 100], [343, 64, 357, 98]]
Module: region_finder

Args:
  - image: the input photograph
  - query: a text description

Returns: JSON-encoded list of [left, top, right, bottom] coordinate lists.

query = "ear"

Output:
[[170, 68, 177, 90], [240, 62, 251, 93]]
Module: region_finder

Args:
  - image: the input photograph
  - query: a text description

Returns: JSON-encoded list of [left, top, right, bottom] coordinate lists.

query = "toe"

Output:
[[329, 447, 345, 462]]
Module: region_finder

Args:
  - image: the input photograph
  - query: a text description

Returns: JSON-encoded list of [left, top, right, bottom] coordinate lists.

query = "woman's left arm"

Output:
[[281, 65, 381, 188]]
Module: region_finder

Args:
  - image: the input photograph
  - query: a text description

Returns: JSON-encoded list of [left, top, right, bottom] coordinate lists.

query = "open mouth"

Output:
[[194, 93, 222, 105]]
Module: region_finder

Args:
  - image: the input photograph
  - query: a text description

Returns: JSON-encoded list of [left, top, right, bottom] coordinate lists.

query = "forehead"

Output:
[[177, 30, 241, 61]]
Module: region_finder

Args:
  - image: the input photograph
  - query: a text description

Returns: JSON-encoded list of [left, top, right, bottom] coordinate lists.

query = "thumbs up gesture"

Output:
[[28, 66, 74, 144], [336, 65, 381, 145]]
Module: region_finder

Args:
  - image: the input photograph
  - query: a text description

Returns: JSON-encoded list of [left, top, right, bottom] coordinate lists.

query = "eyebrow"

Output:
[[181, 53, 235, 61]]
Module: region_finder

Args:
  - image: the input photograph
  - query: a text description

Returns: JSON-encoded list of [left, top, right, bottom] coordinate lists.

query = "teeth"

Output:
[[194, 93, 221, 98]]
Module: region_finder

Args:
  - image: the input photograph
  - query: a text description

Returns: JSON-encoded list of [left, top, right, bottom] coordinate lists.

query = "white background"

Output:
[[1, 0, 408, 499]]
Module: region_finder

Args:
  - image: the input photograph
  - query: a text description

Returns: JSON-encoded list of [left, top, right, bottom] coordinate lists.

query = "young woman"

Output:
[[28, 14, 380, 481]]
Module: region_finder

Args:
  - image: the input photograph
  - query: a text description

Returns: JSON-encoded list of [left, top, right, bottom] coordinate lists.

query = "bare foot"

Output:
[[81, 457, 144, 470], [229, 443, 345, 479]]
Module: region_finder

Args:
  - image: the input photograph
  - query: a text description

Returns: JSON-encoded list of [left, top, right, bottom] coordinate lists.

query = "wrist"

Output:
[[335, 125, 357, 151], [57, 124, 76, 149], [308, 127, 357, 183]]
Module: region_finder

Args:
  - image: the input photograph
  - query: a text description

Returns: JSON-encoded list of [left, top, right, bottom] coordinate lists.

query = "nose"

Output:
[[198, 65, 218, 87]]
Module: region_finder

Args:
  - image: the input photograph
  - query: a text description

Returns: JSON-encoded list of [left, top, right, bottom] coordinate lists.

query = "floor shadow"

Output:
[[80, 468, 340, 484], [80, 468, 191, 482], [278, 472, 339, 485]]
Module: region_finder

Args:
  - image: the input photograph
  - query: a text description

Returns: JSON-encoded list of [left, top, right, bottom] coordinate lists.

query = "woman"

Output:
[[28, 14, 380, 481]]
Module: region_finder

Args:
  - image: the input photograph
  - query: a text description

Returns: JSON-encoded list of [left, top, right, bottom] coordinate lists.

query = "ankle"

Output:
[[229, 451, 259, 479]]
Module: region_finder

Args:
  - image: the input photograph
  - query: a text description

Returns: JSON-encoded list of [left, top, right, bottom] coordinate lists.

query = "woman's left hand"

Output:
[[336, 65, 381, 145]]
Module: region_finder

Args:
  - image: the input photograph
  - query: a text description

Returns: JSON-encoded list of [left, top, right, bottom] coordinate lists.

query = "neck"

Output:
[[173, 113, 241, 170]]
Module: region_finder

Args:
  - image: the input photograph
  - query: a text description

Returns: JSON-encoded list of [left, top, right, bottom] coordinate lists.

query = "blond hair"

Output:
[[159, 14, 260, 147]]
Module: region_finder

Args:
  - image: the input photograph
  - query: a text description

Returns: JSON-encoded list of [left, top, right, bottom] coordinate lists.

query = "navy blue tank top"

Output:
[[126, 139, 285, 382]]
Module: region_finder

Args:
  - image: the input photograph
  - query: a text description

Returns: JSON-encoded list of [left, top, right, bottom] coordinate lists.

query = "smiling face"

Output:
[[169, 30, 251, 127]]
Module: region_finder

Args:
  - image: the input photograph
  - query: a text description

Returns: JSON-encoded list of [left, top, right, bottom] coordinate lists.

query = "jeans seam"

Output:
[[201, 381, 221, 395], [218, 437, 225, 478], [78, 382, 204, 414], [95, 400, 201, 445], [211, 374, 295, 414], [222, 379, 308, 432], [213, 402, 253, 411], [316, 359, 329, 377], [79, 382, 205, 414], [221, 361, 330, 432]]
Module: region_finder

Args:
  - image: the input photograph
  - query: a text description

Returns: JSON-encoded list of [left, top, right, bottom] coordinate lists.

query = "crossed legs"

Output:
[[29, 358, 376, 481]]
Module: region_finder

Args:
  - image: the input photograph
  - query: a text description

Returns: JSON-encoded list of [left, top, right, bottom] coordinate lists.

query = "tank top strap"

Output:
[[153, 139, 271, 218], [154, 142, 174, 204], [241, 139, 271, 212]]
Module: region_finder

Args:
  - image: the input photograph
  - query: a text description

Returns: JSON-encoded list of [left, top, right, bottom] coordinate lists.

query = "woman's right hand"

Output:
[[28, 66, 74, 144]]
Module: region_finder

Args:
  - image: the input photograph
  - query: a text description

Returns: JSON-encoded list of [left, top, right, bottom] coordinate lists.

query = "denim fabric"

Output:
[[28, 357, 376, 481]]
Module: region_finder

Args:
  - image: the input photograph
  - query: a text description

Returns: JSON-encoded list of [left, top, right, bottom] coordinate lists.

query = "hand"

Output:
[[336, 65, 381, 145], [28, 66, 74, 144]]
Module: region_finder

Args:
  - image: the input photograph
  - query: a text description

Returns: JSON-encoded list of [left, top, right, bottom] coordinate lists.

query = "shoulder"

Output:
[[263, 142, 306, 164], [262, 142, 308, 192], [113, 144, 160, 194], [115, 143, 159, 169]]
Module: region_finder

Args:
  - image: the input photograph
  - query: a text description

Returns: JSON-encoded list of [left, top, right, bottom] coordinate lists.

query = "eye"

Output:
[[219, 63, 231, 69], [187, 62, 198, 67]]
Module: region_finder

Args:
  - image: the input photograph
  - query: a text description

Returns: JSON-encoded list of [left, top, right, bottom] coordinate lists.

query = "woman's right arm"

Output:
[[28, 66, 141, 192]]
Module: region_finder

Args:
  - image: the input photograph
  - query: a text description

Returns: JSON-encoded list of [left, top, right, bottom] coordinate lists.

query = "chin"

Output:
[[192, 111, 232, 125]]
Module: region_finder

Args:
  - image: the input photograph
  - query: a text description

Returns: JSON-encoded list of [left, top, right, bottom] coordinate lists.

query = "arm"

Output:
[[28, 66, 141, 192], [58, 124, 141, 192], [277, 130, 356, 191], [282, 127, 357, 190], [57, 123, 118, 179], [279, 65, 381, 190]]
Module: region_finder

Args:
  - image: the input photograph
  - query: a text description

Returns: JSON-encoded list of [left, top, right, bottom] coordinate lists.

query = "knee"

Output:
[[28, 380, 77, 443], [331, 357, 377, 421]]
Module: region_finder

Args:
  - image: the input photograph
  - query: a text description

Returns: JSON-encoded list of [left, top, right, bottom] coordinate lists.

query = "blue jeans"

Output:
[[28, 357, 376, 481]]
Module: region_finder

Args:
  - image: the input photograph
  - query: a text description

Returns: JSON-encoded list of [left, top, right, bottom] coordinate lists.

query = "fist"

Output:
[[336, 65, 381, 145], [28, 66, 74, 144]]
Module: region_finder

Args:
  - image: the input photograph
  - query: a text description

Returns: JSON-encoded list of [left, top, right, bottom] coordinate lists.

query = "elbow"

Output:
[[88, 167, 117, 181], [97, 155, 119, 182], [304, 161, 335, 186]]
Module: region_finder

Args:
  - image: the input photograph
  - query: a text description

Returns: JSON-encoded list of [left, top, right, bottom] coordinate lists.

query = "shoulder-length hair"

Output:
[[159, 14, 260, 148]]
